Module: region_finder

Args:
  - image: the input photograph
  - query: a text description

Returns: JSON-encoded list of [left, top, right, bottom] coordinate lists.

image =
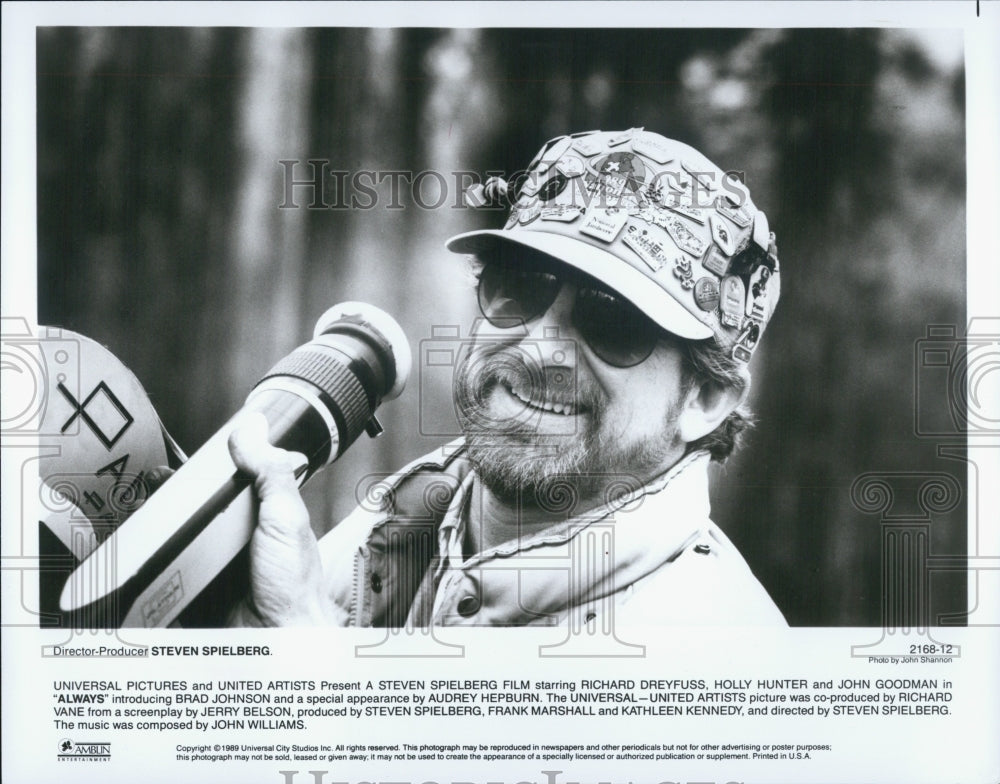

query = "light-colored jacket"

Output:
[[317, 444, 787, 627]]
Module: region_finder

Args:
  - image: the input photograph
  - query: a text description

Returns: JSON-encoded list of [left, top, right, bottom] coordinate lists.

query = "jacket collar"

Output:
[[444, 448, 711, 564], [403, 447, 715, 624]]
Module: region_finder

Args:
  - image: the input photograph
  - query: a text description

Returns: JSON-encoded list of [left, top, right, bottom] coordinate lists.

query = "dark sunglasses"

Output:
[[476, 258, 666, 368]]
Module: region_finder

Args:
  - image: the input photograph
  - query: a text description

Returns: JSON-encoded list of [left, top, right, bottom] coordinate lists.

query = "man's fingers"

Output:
[[145, 466, 175, 495]]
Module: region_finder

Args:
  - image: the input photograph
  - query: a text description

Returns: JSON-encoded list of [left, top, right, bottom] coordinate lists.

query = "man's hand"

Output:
[[227, 413, 335, 626]]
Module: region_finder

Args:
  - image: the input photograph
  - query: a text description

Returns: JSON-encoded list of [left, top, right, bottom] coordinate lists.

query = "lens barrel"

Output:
[[252, 320, 396, 465]]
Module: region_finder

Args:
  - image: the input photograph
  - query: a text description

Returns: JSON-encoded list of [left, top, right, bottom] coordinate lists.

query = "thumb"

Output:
[[227, 413, 330, 626], [228, 413, 310, 538]]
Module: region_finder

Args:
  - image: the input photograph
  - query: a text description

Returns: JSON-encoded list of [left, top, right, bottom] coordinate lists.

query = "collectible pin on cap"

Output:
[[446, 129, 782, 362]]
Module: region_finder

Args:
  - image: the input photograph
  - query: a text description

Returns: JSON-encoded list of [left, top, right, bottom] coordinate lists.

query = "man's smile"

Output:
[[503, 380, 579, 416]]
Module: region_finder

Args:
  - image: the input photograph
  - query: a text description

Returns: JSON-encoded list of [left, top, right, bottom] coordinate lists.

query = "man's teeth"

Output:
[[507, 384, 576, 414]]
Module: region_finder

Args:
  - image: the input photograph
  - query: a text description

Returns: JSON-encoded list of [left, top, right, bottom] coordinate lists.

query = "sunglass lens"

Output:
[[574, 287, 660, 367], [478, 263, 560, 329]]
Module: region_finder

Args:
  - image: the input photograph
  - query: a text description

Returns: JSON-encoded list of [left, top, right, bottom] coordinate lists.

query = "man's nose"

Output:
[[522, 283, 579, 385]]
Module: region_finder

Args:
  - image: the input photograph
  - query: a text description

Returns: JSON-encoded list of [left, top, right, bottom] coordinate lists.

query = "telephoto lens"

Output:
[[59, 303, 411, 625], [247, 302, 412, 470]]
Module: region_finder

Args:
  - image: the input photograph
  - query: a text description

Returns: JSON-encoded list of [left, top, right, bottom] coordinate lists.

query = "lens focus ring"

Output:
[[257, 345, 371, 454]]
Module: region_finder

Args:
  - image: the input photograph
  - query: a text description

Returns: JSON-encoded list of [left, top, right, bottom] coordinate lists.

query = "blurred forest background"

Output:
[[36, 27, 967, 626]]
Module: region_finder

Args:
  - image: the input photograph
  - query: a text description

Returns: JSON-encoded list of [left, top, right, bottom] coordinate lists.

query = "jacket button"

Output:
[[693, 543, 711, 555], [457, 595, 480, 617], [371, 573, 382, 593]]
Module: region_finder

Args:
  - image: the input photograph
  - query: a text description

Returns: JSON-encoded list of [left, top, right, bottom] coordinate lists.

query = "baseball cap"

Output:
[[446, 129, 781, 362]]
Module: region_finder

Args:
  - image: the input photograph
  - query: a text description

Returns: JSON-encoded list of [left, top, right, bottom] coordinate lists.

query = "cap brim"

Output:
[[446, 228, 713, 341]]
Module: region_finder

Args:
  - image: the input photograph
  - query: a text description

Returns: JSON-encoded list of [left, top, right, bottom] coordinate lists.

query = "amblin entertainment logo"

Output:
[[57, 739, 111, 762]]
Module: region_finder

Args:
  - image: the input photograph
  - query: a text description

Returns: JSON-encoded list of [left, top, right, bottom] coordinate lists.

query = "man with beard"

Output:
[[228, 129, 786, 627]]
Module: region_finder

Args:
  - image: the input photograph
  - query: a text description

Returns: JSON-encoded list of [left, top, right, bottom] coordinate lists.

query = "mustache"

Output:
[[454, 342, 601, 416]]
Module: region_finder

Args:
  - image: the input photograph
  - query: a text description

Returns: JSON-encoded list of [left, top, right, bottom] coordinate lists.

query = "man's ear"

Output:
[[676, 378, 749, 445]]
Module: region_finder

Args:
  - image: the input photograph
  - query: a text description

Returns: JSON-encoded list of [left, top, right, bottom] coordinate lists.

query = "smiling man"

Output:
[[228, 129, 786, 628]]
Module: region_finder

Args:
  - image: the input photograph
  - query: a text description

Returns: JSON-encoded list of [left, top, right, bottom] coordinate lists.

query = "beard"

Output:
[[454, 341, 683, 513]]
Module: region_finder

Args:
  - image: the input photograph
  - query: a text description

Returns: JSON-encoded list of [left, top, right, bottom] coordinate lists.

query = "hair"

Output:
[[675, 336, 754, 463]]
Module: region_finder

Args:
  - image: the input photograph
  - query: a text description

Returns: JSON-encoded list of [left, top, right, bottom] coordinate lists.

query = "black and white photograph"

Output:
[[32, 25, 969, 629], [3, 3, 998, 784]]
